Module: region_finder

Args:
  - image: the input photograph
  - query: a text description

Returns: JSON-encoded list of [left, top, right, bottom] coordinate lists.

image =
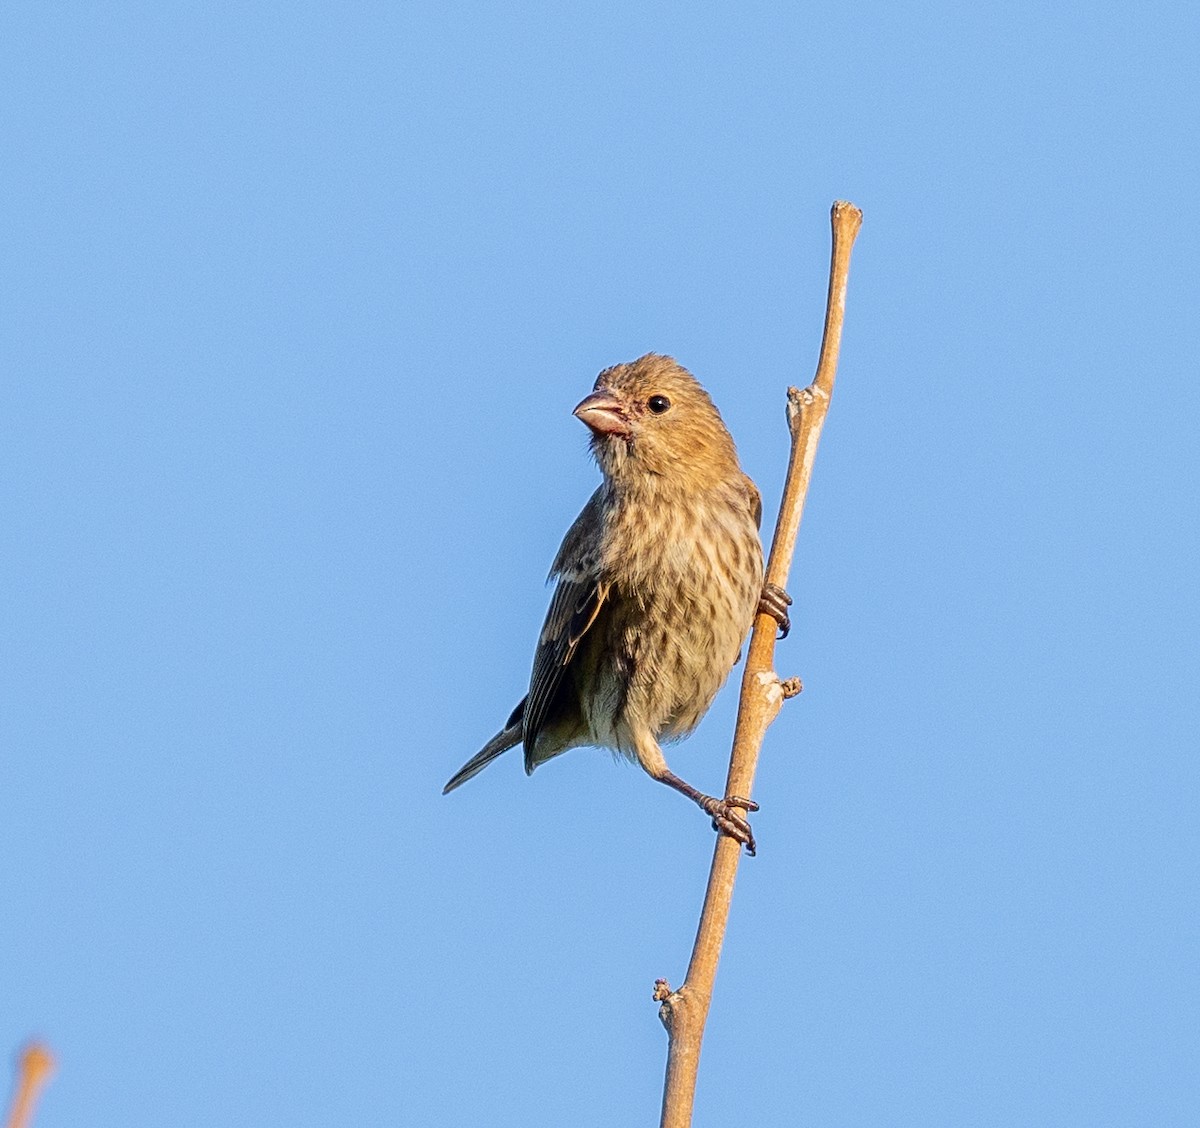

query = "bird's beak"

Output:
[[573, 390, 631, 438]]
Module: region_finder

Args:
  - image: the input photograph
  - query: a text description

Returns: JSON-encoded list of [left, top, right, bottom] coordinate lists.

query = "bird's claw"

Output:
[[759, 582, 794, 639], [700, 794, 760, 856]]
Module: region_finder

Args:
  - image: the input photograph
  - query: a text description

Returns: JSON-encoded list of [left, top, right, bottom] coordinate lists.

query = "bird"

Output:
[[442, 354, 791, 853]]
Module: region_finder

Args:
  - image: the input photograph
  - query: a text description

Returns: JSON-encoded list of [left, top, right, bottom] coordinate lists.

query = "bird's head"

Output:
[[573, 354, 742, 488]]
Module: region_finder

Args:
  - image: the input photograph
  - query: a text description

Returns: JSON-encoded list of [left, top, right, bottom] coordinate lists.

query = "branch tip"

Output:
[[6, 1043, 56, 1128], [831, 200, 864, 239]]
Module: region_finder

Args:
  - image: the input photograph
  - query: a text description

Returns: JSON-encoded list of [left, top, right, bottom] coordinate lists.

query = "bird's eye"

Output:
[[647, 395, 671, 414]]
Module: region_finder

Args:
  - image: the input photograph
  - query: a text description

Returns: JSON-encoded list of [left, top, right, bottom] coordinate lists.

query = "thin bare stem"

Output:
[[657, 201, 863, 1128], [4, 1044, 55, 1128]]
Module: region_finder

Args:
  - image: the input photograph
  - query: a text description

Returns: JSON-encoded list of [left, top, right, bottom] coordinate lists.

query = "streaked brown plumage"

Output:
[[443, 353, 786, 851]]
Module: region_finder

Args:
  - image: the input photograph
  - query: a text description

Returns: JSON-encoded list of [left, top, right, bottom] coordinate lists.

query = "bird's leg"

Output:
[[758, 581, 794, 639], [633, 734, 760, 853], [653, 769, 759, 855]]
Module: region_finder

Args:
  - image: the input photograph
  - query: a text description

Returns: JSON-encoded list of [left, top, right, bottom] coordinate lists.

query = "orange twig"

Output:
[[4, 1044, 55, 1128]]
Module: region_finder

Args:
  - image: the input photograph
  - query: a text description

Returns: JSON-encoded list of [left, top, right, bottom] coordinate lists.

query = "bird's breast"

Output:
[[591, 487, 764, 743]]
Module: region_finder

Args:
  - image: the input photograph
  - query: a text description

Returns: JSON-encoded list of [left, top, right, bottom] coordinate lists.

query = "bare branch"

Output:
[[657, 201, 863, 1128], [4, 1044, 55, 1128]]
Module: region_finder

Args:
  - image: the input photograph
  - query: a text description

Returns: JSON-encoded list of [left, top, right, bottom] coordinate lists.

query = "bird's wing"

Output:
[[522, 571, 608, 759], [522, 491, 609, 757], [742, 472, 764, 530]]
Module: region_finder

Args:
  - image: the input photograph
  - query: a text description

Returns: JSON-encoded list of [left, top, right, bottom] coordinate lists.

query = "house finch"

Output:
[[443, 354, 791, 853]]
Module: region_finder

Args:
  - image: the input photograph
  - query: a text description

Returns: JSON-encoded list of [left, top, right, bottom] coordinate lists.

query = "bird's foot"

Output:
[[699, 794, 760, 856], [759, 582, 794, 639]]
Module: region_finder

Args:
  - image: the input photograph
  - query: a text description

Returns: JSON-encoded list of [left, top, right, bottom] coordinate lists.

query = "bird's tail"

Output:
[[442, 721, 523, 794]]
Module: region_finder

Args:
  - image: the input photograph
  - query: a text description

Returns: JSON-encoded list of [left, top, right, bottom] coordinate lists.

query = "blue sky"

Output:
[[3, 3, 1198, 1125]]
